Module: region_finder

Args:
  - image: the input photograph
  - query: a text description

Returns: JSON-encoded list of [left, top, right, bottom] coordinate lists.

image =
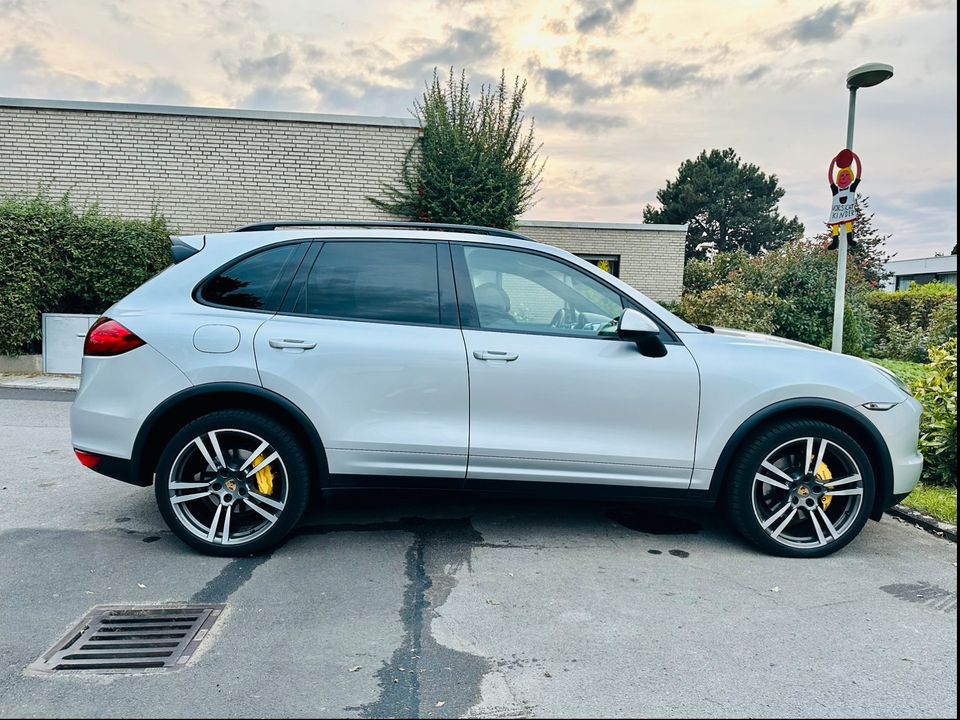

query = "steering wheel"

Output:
[[550, 307, 581, 329]]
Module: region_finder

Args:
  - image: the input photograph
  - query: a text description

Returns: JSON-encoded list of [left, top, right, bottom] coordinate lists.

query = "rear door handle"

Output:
[[269, 338, 317, 350], [473, 350, 519, 362]]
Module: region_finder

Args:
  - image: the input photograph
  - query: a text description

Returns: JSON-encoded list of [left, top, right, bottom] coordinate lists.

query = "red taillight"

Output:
[[83, 318, 146, 356], [75, 449, 102, 469]]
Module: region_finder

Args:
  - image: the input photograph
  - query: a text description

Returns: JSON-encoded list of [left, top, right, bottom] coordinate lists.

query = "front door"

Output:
[[255, 240, 469, 479], [453, 244, 700, 488]]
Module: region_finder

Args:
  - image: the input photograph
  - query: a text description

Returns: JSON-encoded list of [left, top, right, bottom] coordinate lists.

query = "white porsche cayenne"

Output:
[[70, 221, 923, 558]]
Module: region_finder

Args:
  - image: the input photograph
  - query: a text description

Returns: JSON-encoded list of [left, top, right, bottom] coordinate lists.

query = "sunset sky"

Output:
[[1, 0, 956, 258]]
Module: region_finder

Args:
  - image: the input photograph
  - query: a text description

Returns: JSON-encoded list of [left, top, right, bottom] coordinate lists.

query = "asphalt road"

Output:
[[0, 388, 956, 718]]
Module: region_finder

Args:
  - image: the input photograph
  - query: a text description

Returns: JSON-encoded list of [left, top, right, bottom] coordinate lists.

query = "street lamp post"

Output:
[[830, 62, 894, 354]]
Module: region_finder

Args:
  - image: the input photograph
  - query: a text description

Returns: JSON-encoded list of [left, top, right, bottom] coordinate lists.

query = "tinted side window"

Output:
[[200, 243, 303, 310], [298, 242, 440, 325]]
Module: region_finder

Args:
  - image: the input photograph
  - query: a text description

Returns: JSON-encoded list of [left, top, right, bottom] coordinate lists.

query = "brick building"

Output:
[[0, 97, 686, 301]]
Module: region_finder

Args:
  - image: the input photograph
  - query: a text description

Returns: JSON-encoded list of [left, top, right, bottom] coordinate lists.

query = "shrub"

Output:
[[676, 242, 875, 355], [0, 193, 171, 356], [675, 285, 785, 335], [866, 283, 957, 361], [911, 338, 958, 486]]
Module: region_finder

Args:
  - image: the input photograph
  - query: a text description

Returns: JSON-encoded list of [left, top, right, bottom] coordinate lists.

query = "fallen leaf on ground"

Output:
[[348, 666, 362, 672], [770, 586, 780, 593], [137, 583, 146, 589], [435, 701, 445, 708]]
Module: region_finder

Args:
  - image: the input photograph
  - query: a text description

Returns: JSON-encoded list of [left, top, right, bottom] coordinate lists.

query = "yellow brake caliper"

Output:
[[252, 454, 275, 496], [816, 461, 833, 511]]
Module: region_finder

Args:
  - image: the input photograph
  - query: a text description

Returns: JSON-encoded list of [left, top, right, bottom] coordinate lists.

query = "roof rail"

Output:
[[233, 220, 533, 241]]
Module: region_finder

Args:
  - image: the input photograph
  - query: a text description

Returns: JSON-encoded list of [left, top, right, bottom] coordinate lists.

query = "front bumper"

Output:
[[860, 396, 924, 511]]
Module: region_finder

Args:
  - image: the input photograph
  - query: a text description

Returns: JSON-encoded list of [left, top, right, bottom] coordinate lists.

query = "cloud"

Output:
[[0, 43, 193, 105], [391, 19, 499, 79], [621, 62, 709, 90], [529, 61, 613, 102], [773, 1, 870, 46], [223, 50, 294, 82], [574, 0, 636, 34], [310, 74, 419, 116], [739, 65, 771, 84], [528, 103, 628, 132], [240, 84, 315, 112]]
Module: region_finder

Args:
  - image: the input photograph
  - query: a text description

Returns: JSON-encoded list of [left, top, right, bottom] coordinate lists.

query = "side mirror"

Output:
[[617, 308, 668, 358]]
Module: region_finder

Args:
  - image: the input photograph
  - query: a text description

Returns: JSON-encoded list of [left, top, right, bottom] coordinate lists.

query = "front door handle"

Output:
[[473, 350, 519, 362], [269, 338, 317, 350]]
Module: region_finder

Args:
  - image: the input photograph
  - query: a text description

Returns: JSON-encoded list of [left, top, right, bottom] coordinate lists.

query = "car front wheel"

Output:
[[725, 419, 875, 558], [155, 410, 310, 556]]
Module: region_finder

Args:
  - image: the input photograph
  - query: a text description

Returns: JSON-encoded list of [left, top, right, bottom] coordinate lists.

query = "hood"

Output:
[[707, 327, 829, 352]]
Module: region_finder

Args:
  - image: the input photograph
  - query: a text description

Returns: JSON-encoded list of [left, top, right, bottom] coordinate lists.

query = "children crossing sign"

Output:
[[826, 148, 861, 248]]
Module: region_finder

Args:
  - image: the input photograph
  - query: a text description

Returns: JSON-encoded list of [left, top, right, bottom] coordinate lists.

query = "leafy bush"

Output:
[[911, 338, 957, 487], [866, 282, 956, 361], [675, 242, 874, 354], [372, 68, 542, 229], [869, 357, 930, 387], [675, 285, 785, 335], [0, 193, 171, 356]]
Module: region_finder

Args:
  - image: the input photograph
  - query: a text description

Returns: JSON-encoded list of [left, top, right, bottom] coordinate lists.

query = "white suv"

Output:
[[70, 221, 923, 558]]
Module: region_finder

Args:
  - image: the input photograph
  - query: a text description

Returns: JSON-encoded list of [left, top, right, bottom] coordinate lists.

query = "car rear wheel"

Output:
[[725, 419, 875, 558], [155, 410, 310, 556]]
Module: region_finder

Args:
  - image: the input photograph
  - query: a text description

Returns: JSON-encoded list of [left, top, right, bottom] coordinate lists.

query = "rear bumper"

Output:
[[73, 451, 146, 486]]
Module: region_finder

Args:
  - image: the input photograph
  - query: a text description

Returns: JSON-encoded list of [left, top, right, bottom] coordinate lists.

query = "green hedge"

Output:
[[0, 194, 172, 356], [866, 283, 957, 362]]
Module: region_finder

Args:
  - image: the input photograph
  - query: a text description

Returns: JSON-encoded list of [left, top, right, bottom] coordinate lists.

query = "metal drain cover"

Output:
[[29, 604, 224, 674]]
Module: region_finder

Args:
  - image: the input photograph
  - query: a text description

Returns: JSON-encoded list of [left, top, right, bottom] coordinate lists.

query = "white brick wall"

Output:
[[517, 222, 686, 302], [0, 99, 685, 301], [0, 100, 421, 232]]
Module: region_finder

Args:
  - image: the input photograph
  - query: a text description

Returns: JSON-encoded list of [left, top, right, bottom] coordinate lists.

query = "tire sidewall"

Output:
[[727, 419, 876, 558], [154, 410, 311, 556]]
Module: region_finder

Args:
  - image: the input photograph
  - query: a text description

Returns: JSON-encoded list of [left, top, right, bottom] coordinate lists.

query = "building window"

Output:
[[896, 272, 957, 291], [577, 254, 620, 277]]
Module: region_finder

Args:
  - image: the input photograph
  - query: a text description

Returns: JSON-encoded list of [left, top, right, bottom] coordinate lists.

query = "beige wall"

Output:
[[1, 99, 685, 301], [0, 99, 420, 233], [517, 221, 686, 302]]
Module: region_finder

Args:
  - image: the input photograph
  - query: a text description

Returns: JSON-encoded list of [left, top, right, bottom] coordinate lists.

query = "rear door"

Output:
[[254, 240, 470, 480]]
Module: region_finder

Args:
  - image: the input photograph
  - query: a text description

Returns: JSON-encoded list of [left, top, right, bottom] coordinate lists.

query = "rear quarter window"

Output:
[[199, 243, 305, 311]]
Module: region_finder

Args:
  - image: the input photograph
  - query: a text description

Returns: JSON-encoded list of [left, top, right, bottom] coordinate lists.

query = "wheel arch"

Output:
[[710, 398, 894, 521], [130, 383, 328, 488]]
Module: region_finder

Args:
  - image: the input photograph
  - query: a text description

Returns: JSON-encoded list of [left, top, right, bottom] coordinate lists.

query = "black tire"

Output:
[[725, 418, 875, 558], [155, 410, 311, 556]]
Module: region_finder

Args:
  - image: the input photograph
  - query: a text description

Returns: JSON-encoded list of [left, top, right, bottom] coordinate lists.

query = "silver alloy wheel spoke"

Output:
[[206, 504, 222, 543], [770, 508, 798, 539], [803, 437, 815, 474], [193, 437, 218, 471], [813, 438, 829, 477], [245, 451, 280, 478], [208, 431, 227, 469], [221, 505, 232, 545], [816, 506, 840, 539], [761, 502, 793, 529], [171, 490, 212, 504], [809, 509, 827, 546], [243, 497, 279, 523], [824, 474, 861, 488], [238, 440, 271, 472], [169, 481, 210, 490], [247, 491, 284, 511], [760, 460, 795, 485], [755, 473, 790, 491], [825, 488, 863, 497]]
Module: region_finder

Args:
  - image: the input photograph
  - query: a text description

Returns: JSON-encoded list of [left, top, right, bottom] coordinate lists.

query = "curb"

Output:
[[886, 504, 957, 543]]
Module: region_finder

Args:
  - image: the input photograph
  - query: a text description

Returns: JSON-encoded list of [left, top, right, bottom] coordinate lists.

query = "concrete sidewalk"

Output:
[[0, 373, 79, 391]]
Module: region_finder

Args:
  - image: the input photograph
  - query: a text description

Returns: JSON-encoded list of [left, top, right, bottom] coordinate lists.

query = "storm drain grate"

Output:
[[29, 604, 225, 674]]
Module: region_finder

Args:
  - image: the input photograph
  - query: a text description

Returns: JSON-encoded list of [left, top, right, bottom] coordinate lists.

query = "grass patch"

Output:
[[902, 483, 957, 525], [869, 357, 930, 386]]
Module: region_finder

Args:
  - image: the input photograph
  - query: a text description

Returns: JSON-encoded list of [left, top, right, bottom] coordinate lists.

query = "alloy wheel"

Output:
[[750, 436, 864, 550], [167, 428, 289, 546]]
